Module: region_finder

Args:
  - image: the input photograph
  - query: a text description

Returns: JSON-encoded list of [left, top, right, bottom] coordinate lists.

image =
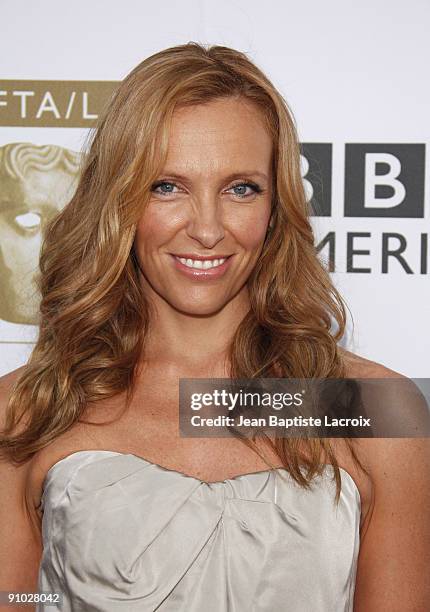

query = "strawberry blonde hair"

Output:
[[1, 42, 364, 501]]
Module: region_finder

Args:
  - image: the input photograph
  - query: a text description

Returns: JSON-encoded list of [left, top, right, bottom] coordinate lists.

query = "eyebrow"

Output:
[[157, 171, 269, 182]]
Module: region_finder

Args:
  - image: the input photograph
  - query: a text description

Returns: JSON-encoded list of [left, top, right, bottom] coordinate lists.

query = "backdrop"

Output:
[[1, 0, 428, 376]]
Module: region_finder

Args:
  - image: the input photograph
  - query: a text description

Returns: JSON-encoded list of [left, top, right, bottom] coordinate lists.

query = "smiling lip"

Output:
[[171, 253, 232, 260], [169, 253, 233, 278]]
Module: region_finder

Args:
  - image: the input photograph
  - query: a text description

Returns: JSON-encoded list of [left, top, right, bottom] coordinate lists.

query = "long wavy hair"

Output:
[[1, 42, 364, 501]]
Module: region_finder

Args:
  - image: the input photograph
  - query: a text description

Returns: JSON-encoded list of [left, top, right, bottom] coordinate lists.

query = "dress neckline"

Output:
[[41, 448, 362, 499]]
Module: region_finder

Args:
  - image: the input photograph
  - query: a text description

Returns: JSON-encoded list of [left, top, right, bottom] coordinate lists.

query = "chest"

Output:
[[29, 381, 373, 530]]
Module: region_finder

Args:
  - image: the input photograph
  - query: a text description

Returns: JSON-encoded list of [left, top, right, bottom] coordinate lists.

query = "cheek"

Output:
[[134, 207, 182, 247], [134, 202, 271, 250], [227, 208, 270, 248]]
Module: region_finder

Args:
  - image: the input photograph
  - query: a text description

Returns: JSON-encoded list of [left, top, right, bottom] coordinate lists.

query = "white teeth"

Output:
[[176, 256, 227, 269]]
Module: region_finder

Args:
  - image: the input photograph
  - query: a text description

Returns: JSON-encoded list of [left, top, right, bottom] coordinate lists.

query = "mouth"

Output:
[[169, 253, 234, 278]]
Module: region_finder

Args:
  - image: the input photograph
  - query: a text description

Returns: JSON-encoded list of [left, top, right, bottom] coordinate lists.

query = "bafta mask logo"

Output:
[[0, 142, 81, 325]]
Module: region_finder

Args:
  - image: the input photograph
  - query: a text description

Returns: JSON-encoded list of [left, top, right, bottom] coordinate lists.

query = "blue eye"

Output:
[[228, 182, 262, 198], [151, 180, 263, 198], [151, 181, 178, 195]]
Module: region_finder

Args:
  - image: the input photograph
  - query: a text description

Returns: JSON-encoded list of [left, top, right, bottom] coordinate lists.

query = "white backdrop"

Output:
[[1, 0, 429, 376]]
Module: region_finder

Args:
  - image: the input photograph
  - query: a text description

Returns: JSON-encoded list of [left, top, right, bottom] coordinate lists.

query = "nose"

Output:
[[185, 196, 225, 248]]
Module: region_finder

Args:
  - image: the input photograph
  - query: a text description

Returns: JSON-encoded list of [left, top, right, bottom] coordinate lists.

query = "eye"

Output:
[[226, 182, 262, 199], [151, 181, 182, 196]]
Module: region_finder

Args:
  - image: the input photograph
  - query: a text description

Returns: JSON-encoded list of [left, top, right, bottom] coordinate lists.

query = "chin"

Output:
[[171, 299, 228, 317]]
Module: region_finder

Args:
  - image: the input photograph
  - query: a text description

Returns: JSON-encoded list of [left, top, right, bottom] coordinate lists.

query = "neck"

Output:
[[142, 290, 250, 375]]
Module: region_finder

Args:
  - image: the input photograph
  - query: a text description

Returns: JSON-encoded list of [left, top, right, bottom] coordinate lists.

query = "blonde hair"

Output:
[[1, 42, 364, 501]]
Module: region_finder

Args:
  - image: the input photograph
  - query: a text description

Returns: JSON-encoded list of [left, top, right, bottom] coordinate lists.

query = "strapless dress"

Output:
[[36, 450, 361, 611]]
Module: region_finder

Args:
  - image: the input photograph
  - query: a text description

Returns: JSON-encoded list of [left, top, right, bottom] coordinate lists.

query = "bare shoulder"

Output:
[[0, 365, 43, 593], [0, 365, 27, 387], [0, 364, 31, 440], [0, 364, 31, 455], [338, 346, 406, 379], [0, 364, 28, 399], [0, 363, 34, 490], [337, 351, 430, 607], [338, 346, 427, 466]]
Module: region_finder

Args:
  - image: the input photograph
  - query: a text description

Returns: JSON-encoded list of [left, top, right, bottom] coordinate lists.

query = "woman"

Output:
[[0, 42, 429, 611]]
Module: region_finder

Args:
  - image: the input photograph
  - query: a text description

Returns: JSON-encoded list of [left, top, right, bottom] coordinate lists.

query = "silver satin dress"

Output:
[[37, 450, 361, 611]]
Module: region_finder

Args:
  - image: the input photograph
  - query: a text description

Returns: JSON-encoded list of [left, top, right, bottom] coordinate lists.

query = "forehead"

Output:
[[163, 97, 272, 175]]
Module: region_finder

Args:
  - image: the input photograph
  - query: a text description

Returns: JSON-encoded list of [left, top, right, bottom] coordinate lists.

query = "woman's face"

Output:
[[133, 96, 273, 316]]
